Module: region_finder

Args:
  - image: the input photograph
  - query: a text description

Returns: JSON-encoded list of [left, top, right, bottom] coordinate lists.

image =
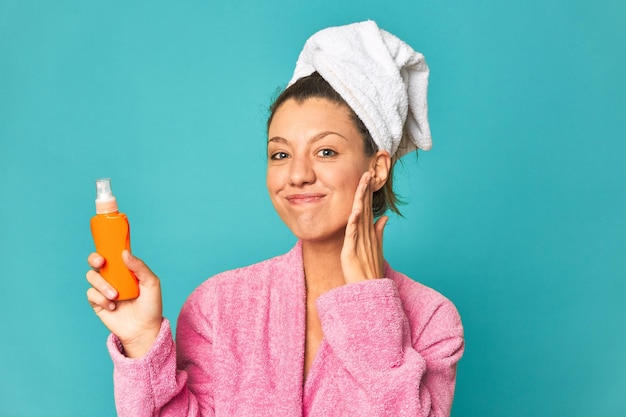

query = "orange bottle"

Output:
[[90, 178, 139, 300]]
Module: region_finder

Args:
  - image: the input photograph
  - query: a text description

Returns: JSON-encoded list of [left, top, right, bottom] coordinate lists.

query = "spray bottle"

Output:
[[90, 178, 139, 300]]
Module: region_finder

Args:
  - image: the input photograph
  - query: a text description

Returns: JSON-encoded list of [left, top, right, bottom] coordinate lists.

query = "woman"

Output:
[[86, 21, 464, 417]]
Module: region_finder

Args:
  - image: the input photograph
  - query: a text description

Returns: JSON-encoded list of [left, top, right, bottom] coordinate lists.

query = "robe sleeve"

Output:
[[108, 294, 217, 417], [316, 278, 464, 416]]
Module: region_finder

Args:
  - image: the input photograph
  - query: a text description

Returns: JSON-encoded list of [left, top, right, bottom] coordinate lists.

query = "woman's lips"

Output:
[[285, 193, 325, 204]]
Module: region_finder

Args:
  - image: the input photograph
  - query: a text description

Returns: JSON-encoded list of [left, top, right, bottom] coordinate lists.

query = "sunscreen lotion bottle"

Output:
[[90, 178, 139, 300]]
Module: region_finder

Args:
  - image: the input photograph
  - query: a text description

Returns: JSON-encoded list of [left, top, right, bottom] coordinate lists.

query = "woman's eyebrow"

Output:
[[268, 136, 288, 144], [267, 131, 347, 144]]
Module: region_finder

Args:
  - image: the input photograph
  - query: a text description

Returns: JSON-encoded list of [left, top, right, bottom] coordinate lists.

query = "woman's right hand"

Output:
[[86, 250, 163, 359]]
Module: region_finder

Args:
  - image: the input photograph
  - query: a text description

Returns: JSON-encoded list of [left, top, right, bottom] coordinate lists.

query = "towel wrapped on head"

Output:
[[289, 20, 432, 158]]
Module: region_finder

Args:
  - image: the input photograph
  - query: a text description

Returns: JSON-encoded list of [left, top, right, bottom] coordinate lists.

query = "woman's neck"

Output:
[[301, 237, 346, 295]]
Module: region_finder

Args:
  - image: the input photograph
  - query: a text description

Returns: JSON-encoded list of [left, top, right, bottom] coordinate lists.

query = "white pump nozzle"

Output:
[[95, 178, 119, 214]]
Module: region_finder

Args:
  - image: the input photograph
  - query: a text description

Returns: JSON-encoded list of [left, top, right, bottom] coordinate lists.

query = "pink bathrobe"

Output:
[[108, 242, 464, 416]]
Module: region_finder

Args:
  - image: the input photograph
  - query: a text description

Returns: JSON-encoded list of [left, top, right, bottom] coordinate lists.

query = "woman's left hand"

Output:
[[341, 172, 388, 284]]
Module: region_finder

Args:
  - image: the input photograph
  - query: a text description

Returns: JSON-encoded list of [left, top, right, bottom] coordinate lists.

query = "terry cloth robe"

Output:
[[108, 242, 464, 416]]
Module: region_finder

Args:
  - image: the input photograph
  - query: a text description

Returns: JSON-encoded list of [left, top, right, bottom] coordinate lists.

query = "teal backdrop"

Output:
[[1, 1, 624, 416]]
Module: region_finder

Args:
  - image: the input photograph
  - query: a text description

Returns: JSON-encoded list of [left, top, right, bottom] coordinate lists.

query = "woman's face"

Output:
[[266, 97, 376, 243]]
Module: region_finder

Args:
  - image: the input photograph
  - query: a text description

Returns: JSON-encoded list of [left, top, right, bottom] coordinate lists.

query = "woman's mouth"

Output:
[[285, 193, 325, 205]]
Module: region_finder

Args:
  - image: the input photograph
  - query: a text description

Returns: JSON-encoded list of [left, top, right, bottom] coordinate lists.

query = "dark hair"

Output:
[[267, 72, 401, 217]]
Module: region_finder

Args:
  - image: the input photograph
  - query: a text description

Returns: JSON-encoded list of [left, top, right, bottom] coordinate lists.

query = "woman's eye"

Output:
[[318, 149, 336, 157], [270, 152, 289, 160]]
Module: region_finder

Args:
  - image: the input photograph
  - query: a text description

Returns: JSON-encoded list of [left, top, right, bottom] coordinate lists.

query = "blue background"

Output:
[[1, 1, 624, 416]]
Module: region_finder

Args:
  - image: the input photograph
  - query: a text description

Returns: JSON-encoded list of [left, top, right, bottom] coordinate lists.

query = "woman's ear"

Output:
[[370, 150, 391, 192]]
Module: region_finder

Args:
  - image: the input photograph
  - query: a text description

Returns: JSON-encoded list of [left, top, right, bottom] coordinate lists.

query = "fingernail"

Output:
[[108, 302, 116, 311]]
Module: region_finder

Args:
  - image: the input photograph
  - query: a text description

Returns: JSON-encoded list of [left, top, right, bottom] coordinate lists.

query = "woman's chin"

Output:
[[290, 226, 346, 245]]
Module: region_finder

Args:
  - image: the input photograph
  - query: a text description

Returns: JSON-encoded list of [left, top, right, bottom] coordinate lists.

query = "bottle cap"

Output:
[[95, 178, 119, 214]]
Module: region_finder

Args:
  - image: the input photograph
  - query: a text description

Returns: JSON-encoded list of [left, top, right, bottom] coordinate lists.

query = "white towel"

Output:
[[289, 20, 432, 157]]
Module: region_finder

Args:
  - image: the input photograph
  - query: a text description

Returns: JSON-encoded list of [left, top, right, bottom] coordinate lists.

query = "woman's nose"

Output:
[[289, 155, 316, 186]]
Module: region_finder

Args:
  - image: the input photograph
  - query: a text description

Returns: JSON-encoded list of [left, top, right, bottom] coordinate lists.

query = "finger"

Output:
[[355, 172, 372, 233], [374, 215, 389, 252], [354, 172, 370, 216], [363, 172, 374, 220], [361, 173, 373, 238], [86, 287, 116, 312], [88, 252, 105, 269], [362, 173, 378, 263], [363, 215, 387, 279], [86, 269, 118, 300], [346, 173, 370, 239], [122, 251, 159, 288], [350, 173, 372, 252]]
